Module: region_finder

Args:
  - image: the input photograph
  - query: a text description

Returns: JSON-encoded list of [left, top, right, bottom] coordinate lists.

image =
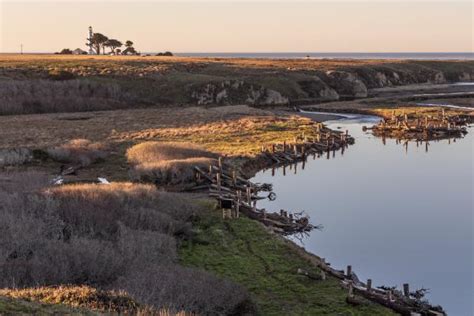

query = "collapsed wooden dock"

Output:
[[259, 124, 355, 165], [364, 109, 470, 141], [193, 161, 316, 235]]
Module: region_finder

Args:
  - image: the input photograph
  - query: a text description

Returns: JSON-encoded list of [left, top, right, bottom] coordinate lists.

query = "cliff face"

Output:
[[186, 62, 474, 106]]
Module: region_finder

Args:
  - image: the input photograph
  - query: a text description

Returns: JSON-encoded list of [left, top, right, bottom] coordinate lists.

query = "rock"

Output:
[[325, 71, 368, 98], [191, 80, 289, 106]]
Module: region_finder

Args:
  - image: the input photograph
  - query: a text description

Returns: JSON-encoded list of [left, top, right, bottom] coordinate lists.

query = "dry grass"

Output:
[[0, 285, 138, 313], [47, 139, 108, 166], [126, 142, 216, 165], [130, 157, 215, 185], [126, 142, 217, 184], [121, 115, 320, 156]]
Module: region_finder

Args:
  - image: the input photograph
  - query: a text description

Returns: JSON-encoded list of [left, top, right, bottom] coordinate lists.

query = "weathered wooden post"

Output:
[[272, 144, 276, 154], [320, 270, 326, 281], [252, 200, 257, 212], [346, 129, 349, 136], [216, 173, 221, 193], [246, 186, 251, 204], [346, 265, 352, 278], [280, 209, 284, 217], [209, 164, 213, 176], [367, 279, 372, 292], [293, 144, 298, 156], [403, 283, 410, 298], [388, 290, 393, 302], [283, 141, 287, 152], [235, 190, 241, 218], [218, 157, 223, 174], [232, 170, 237, 186], [348, 282, 354, 297]]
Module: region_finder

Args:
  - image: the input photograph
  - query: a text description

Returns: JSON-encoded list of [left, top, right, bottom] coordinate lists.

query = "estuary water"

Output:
[[252, 114, 473, 316]]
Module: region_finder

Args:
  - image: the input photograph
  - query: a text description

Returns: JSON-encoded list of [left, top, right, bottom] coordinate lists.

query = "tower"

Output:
[[87, 26, 94, 55]]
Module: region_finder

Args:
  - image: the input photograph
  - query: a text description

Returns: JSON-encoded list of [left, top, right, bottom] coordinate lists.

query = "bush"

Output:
[[0, 79, 132, 115], [46, 139, 108, 166], [118, 265, 255, 315], [0, 148, 33, 167], [48, 69, 75, 80], [0, 172, 252, 314]]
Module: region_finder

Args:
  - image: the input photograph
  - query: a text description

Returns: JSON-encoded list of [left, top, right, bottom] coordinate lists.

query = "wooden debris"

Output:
[[365, 111, 471, 141]]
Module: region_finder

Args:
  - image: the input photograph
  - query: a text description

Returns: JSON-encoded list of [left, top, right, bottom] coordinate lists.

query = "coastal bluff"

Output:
[[0, 55, 472, 114]]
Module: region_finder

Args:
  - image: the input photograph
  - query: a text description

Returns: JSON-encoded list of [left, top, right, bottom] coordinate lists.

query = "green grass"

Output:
[[180, 211, 396, 316]]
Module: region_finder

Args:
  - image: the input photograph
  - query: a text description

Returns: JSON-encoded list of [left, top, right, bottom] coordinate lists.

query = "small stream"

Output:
[[252, 114, 473, 316]]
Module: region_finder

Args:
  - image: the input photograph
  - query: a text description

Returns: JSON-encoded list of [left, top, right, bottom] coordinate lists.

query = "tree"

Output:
[[58, 48, 73, 55], [104, 39, 122, 54], [91, 33, 109, 55], [122, 40, 138, 55]]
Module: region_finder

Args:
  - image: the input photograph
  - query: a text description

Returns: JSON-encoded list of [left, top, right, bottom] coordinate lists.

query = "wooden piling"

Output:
[[346, 265, 352, 278], [367, 279, 372, 292], [403, 283, 410, 298]]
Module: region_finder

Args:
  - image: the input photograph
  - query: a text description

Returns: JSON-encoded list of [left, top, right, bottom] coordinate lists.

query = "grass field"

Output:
[[180, 213, 396, 316]]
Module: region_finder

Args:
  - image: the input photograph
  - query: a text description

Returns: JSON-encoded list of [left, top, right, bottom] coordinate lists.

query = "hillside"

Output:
[[0, 55, 472, 115]]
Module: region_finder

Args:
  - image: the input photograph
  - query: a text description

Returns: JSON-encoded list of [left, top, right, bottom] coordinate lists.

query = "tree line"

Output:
[[87, 33, 137, 55]]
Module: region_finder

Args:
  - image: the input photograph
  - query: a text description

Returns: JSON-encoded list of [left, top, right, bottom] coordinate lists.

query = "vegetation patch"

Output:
[[47, 139, 109, 166], [180, 213, 396, 316], [0, 172, 252, 315], [0, 285, 138, 313], [127, 142, 218, 184]]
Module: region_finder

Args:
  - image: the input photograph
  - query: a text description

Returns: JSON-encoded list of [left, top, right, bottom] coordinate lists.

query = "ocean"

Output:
[[174, 52, 474, 60]]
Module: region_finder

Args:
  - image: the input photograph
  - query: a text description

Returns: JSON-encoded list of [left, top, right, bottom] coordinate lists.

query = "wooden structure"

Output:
[[364, 110, 470, 141]]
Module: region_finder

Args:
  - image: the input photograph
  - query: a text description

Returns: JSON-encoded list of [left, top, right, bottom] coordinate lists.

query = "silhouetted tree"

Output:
[[91, 33, 109, 55], [104, 39, 122, 54]]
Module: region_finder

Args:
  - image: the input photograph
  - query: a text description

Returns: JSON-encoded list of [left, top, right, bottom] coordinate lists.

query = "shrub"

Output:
[[118, 265, 255, 315], [46, 139, 108, 166], [0, 172, 251, 315], [48, 69, 75, 80], [0, 148, 33, 167], [0, 79, 132, 115]]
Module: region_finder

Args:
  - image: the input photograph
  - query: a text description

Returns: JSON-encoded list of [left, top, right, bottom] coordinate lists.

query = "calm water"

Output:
[[252, 115, 473, 316], [176, 52, 474, 60]]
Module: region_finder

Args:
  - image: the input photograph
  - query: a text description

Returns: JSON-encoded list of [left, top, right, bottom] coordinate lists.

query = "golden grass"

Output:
[[0, 285, 138, 313], [126, 142, 216, 165], [126, 142, 217, 184], [46, 182, 158, 201], [120, 115, 319, 157]]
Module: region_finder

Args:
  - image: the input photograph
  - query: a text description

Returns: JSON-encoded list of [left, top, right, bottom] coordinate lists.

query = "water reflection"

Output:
[[253, 114, 473, 316]]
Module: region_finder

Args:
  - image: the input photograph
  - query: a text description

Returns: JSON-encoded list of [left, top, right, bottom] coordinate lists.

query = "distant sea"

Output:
[[174, 52, 474, 60]]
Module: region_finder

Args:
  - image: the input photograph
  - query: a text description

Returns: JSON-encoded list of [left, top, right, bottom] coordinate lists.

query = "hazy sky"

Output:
[[1, 0, 472, 53]]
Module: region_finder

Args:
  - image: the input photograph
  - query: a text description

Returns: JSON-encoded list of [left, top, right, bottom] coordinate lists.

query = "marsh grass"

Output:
[[47, 139, 109, 166], [127, 142, 217, 184]]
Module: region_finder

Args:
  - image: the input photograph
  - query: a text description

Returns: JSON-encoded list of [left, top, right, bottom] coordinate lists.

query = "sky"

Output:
[[0, 0, 472, 53]]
